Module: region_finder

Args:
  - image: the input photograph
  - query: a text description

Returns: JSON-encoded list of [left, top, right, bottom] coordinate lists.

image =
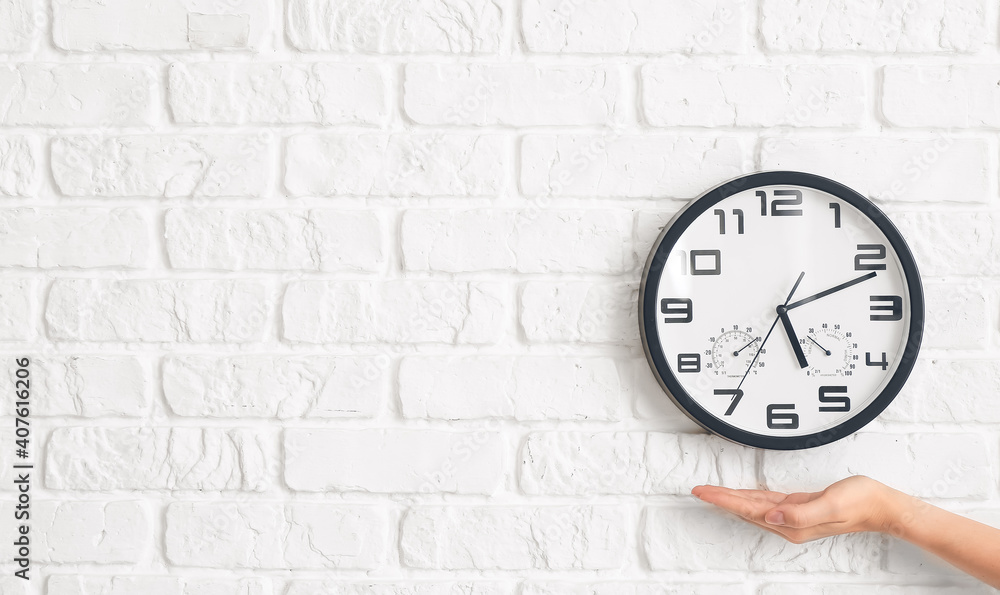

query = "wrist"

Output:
[[875, 484, 926, 538]]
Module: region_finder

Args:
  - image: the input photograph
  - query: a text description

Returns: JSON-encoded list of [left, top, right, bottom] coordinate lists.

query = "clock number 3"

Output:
[[870, 295, 903, 321]]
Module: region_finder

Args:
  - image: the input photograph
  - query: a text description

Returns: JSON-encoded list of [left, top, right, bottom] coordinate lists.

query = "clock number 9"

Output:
[[757, 189, 803, 217], [661, 298, 692, 323]]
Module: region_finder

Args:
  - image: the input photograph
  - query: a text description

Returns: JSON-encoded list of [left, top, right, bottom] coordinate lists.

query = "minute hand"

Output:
[[785, 271, 877, 311]]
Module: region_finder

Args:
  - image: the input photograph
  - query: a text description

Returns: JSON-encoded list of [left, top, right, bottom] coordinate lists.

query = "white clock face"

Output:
[[641, 174, 923, 450]]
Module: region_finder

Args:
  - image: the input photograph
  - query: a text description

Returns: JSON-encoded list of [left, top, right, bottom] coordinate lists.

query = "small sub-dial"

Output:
[[801, 326, 854, 377], [711, 328, 764, 377]]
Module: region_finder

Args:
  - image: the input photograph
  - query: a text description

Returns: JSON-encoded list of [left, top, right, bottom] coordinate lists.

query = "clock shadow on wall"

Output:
[[639, 171, 924, 451]]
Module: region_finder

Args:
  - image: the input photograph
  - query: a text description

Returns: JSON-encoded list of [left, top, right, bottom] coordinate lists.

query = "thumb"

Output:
[[765, 499, 832, 528]]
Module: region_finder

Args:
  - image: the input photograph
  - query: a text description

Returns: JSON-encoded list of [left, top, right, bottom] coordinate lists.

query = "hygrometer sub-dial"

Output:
[[710, 328, 763, 377], [801, 326, 855, 377]]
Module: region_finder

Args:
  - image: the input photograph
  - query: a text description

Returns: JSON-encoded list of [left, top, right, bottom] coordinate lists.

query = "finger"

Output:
[[696, 488, 772, 521], [726, 514, 819, 544], [693, 485, 786, 505], [782, 491, 823, 505], [764, 496, 836, 528], [694, 490, 825, 543], [734, 489, 788, 504]]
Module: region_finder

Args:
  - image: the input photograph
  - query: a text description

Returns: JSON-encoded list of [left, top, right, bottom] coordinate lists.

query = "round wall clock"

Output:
[[639, 171, 924, 450]]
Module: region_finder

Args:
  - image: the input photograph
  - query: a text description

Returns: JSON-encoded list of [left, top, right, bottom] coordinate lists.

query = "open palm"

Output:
[[692, 475, 891, 544]]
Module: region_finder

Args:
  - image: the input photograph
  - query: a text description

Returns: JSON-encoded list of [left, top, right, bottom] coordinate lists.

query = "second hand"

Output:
[[736, 271, 806, 393]]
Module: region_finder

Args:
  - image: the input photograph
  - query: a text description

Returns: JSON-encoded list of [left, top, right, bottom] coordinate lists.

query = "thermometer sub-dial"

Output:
[[710, 328, 764, 377], [801, 326, 854, 377]]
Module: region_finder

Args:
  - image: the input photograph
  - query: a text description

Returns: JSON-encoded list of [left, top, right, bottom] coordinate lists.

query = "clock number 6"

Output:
[[766, 404, 799, 429], [757, 189, 803, 217]]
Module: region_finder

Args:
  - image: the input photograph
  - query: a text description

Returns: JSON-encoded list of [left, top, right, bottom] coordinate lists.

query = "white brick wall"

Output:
[[2, 1, 1000, 593]]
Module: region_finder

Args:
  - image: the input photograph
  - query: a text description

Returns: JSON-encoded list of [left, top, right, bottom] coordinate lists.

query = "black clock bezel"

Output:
[[639, 171, 924, 450]]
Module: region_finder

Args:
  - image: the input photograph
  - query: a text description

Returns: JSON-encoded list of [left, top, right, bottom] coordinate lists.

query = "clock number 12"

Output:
[[757, 189, 803, 217]]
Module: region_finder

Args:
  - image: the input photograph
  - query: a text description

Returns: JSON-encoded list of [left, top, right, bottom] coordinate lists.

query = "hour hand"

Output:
[[777, 305, 808, 369]]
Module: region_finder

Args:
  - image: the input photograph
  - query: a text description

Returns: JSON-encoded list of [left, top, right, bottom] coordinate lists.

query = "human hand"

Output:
[[691, 475, 895, 544]]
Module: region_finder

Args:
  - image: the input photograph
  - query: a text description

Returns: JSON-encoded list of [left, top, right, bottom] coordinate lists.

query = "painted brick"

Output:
[[165, 503, 386, 569], [0, 64, 156, 126], [644, 506, 882, 572], [46, 427, 270, 490], [0, 135, 39, 196], [283, 281, 505, 344], [52, 134, 274, 198], [401, 506, 628, 570], [759, 136, 991, 203], [404, 64, 623, 126], [284, 429, 503, 494], [0, 0, 36, 52], [287, 0, 504, 53], [47, 576, 273, 595], [885, 359, 1000, 423], [520, 432, 754, 495], [53, 0, 268, 50], [286, 583, 513, 595], [0, 500, 150, 564], [0, 355, 148, 416], [520, 281, 637, 344], [522, 0, 747, 53], [46, 279, 272, 343], [524, 584, 748, 595], [760, 584, 993, 595], [398, 356, 621, 420], [165, 209, 384, 272], [884, 65, 1000, 128], [922, 282, 989, 349], [892, 211, 1000, 276], [402, 209, 633, 273], [643, 64, 865, 127], [761, 0, 988, 52], [0, 208, 149, 268], [162, 355, 387, 418], [285, 133, 506, 197], [761, 432, 992, 499], [169, 63, 388, 125], [521, 135, 746, 199], [0, 278, 37, 340]]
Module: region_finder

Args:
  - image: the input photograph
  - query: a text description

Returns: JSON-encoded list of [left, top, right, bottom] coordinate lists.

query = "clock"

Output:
[[639, 171, 923, 450]]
